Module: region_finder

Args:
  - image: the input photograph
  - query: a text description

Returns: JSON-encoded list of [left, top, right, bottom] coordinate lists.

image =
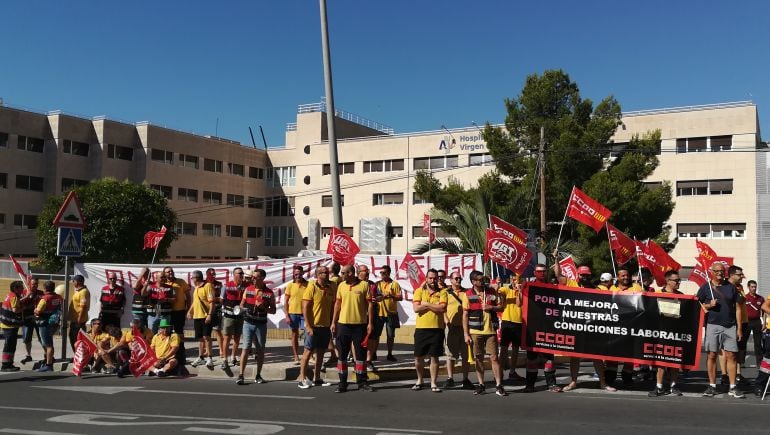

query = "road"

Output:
[[0, 368, 768, 434]]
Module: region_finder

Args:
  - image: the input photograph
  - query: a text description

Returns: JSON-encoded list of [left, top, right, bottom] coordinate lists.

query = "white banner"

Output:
[[75, 253, 482, 329]]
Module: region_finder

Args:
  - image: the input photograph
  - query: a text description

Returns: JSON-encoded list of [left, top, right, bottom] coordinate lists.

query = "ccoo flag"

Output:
[[606, 224, 636, 265], [488, 215, 528, 247], [566, 186, 612, 232]]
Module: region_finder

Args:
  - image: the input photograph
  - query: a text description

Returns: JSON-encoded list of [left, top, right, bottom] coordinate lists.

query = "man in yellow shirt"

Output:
[[463, 270, 507, 396], [606, 268, 642, 388], [88, 318, 116, 373], [1, 281, 25, 372], [162, 267, 189, 374], [332, 264, 375, 393], [150, 318, 180, 377], [68, 275, 90, 353], [498, 275, 525, 383], [369, 265, 403, 365], [284, 265, 307, 364], [413, 268, 447, 392], [187, 270, 214, 369], [298, 265, 337, 388], [107, 317, 154, 378], [444, 271, 472, 389]]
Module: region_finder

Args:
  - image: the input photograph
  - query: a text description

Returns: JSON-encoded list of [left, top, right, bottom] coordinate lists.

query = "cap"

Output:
[[600, 273, 613, 282], [159, 318, 172, 328], [130, 317, 142, 325], [578, 266, 591, 275], [72, 275, 85, 283], [89, 318, 101, 325]]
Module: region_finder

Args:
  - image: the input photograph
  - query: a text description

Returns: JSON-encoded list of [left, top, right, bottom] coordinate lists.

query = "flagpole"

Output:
[[634, 237, 645, 288], [151, 243, 160, 265], [554, 201, 570, 257], [487, 214, 495, 281], [427, 213, 431, 271], [605, 223, 618, 278]]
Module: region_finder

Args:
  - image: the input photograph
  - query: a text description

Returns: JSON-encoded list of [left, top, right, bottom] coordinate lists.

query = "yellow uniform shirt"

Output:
[[444, 288, 464, 327], [609, 283, 644, 292], [413, 287, 447, 329], [302, 279, 337, 328], [0, 294, 19, 329], [462, 290, 500, 335], [88, 331, 112, 348], [336, 280, 370, 325], [285, 281, 307, 315], [500, 286, 523, 324], [191, 283, 213, 319], [597, 284, 611, 291], [170, 279, 189, 311], [69, 287, 90, 323], [123, 328, 154, 344], [376, 280, 402, 316], [151, 333, 181, 360]]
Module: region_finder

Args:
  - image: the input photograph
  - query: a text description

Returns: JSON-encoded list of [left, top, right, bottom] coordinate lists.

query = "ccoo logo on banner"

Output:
[[522, 283, 704, 370]]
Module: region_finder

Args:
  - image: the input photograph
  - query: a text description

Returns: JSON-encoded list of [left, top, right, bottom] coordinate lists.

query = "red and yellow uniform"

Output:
[[336, 280, 370, 325], [303, 279, 337, 328], [285, 281, 307, 315]]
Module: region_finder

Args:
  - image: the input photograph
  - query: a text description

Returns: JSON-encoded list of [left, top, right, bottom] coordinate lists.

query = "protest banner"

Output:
[[72, 329, 97, 376], [523, 283, 704, 370], [128, 329, 158, 377]]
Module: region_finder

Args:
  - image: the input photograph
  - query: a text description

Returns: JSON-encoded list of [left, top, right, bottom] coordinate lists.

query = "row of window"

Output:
[[175, 223, 294, 247], [318, 225, 447, 240], [676, 179, 733, 196], [0, 214, 37, 230], [150, 148, 268, 180], [676, 136, 732, 153], [149, 184, 295, 216], [3, 134, 135, 161], [677, 223, 746, 239], [320, 154, 492, 176], [320, 193, 432, 207]]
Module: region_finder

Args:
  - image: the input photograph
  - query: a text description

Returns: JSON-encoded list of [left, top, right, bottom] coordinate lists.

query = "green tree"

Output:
[[36, 178, 178, 271]]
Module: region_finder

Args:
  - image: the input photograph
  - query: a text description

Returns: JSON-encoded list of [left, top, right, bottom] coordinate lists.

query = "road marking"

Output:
[[31, 386, 313, 400], [47, 415, 283, 435], [0, 407, 441, 434], [0, 429, 85, 435]]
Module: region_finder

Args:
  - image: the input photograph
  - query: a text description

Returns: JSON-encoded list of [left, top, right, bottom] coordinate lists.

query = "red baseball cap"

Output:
[[578, 266, 591, 275]]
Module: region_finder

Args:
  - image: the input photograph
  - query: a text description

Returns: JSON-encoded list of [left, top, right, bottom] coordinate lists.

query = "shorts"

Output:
[[22, 322, 38, 344], [372, 316, 385, 339], [304, 327, 331, 350], [241, 321, 268, 351], [499, 321, 523, 349], [193, 318, 213, 339], [704, 323, 738, 353], [222, 316, 243, 336], [288, 314, 304, 330], [210, 311, 222, 331], [414, 328, 444, 357], [385, 314, 400, 338], [472, 334, 499, 357], [38, 325, 54, 348], [445, 325, 467, 361]]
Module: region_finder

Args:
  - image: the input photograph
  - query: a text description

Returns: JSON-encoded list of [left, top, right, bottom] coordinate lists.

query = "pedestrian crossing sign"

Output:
[[57, 227, 83, 257]]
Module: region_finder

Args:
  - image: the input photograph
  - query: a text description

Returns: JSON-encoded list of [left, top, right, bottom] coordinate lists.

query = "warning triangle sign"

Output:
[[53, 191, 86, 228]]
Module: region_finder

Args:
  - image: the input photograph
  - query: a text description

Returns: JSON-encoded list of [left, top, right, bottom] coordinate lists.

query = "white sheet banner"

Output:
[[75, 253, 482, 329]]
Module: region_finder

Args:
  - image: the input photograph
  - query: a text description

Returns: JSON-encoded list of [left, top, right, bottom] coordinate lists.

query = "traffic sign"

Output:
[[57, 227, 83, 257], [53, 191, 86, 228]]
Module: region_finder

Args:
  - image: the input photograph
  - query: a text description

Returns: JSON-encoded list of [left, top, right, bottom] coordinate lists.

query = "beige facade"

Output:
[[0, 100, 766, 292]]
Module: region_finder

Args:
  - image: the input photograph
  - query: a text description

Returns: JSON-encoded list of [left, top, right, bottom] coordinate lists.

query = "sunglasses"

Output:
[[668, 279, 681, 283], [453, 277, 462, 280]]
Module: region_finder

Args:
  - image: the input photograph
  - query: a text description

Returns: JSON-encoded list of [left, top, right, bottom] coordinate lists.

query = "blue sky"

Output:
[[1, 1, 768, 146]]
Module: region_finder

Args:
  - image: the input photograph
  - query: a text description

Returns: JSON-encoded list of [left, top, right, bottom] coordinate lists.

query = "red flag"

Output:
[[712, 256, 734, 269], [566, 186, 612, 232], [128, 327, 158, 377], [72, 329, 97, 377], [422, 213, 435, 243], [484, 229, 532, 274], [695, 239, 719, 270], [636, 240, 680, 286], [398, 253, 426, 289], [488, 215, 528, 246], [8, 255, 29, 287], [326, 227, 360, 266], [689, 259, 709, 288], [559, 256, 578, 283], [606, 224, 636, 265], [143, 226, 167, 250]]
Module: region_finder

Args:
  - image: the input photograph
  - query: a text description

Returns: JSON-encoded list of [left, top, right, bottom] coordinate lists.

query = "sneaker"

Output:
[[461, 379, 475, 390], [36, 364, 52, 373], [736, 374, 746, 384], [255, 375, 266, 384], [314, 379, 332, 387], [590, 372, 600, 381], [474, 384, 486, 395], [298, 378, 313, 389], [670, 386, 682, 397], [236, 376, 245, 385], [20, 355, 33, 364], [334, 384, 348, 393], [386, 354, 397, 362], [702, 385, 717, 397], [359, 382, 375, 392], [367, 361, 378, 373], [157, 370, 167, 378], [231, 357, 239, 366], [729, 387, 745, 398], [205, 358, 214, 369], [720, 374, 729, 385], [220, 360, 228, 370], [444, 378, 456, 389], [495, 385, 508, 397], [648, 386, 666, 397], [190, 357, 205, 367]]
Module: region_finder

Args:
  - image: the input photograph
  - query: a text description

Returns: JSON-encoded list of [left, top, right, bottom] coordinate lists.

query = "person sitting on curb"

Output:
[[150, 318, 180, 377]]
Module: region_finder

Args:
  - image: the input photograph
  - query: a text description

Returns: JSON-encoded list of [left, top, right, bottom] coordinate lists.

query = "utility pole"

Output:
[[320, 0, 343, 229], [539, 126, 546, 249]]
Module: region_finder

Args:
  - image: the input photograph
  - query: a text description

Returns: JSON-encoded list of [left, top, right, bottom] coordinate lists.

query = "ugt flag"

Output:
[[72, 330, 97, 377], [559, 256, 578, 283], [484, 228, 532, 274], [128, 328, 159, 377], [398, 253, 426, 289], [327, 227, 360, 265], [143, 226, 167, 250], [566, 186, 612, 232]]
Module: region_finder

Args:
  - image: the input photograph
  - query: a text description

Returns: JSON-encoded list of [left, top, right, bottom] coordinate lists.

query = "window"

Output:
[[178, 188, 198, 202], [322, 195, 344, 207], [322, 162, 355, 175], [248, 196, 264, 209], [248, 226, 262, 238], [151, 149, 174, 164], [179, 154, 199, 169], [226, 225, 243, 238], [389, 226, 404, 238], [13, 214, 37, 230], [203, 191, 222, 204], [62, 140, 89, 156], [642, 181, 662, 190], [265, 226, 295, 247], [175, 222, 197, 236], [413, 193, 431, 205], [150, 184, 172, 199], [266, 196, 295, 217], [227, 194, 244, 207], [677, 224, 710, 239], [469, 153, 493, 166], [204, 159, 223, 173], [688, 137, 706, 153], [61, 178, 88, 192], [249, 167, 264, 179], [676, 136, 730, 154], [709, 179, 733, 195], [322, 227, 354, 238], [202, 223, 222, 237], [0, 173, 6, 189], [711, 136, 732, 152], [363, 159, 404, 172], [373, 193, 404, 205], [610, 142, 629, 158], [266, 166, 296, 187], [679, 267, 694, 281], [16, 175, 44, 192], [712, 223, 746, 239], [228, 163, 245, 176], [17, 136, 44, 153], [676, 180, 707, 196], [414, 155, 458, 170], [0, 132, 8, 147], [107, 144, 133, 161]]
